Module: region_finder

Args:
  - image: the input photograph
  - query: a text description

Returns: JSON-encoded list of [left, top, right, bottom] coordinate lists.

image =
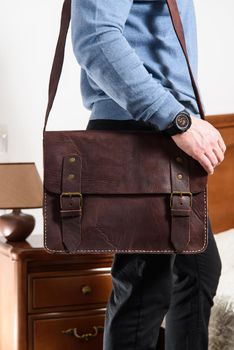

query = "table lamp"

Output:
[[0, 163, 43, 241]]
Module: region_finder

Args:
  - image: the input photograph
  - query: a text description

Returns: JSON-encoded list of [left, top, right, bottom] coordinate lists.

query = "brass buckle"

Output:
[[60, 192, 83, 209], [170, 191, 192, 208]]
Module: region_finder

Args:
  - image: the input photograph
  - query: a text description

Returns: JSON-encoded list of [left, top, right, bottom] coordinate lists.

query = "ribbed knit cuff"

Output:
[[146, 92, 185, 131]]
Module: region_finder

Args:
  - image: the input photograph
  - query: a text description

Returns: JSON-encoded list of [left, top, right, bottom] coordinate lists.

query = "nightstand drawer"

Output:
[[29, 310, 105, 350], [28, 270, 112, 312]]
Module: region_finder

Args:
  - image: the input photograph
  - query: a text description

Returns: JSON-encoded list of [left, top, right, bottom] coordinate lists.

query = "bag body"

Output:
[[43, 123, 208, 255], [43, 0, 208, 255]]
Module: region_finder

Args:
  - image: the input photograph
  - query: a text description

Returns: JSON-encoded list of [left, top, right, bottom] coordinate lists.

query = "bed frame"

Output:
[[206, 114, 234, 234]]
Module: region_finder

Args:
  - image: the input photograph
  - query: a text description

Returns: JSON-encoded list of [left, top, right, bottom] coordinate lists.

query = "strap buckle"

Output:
[[170, 191, 192, 208], [60, 192, 83, 209]]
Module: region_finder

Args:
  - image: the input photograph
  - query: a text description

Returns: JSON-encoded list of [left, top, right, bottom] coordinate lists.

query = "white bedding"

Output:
[[215, 228, 234, 296], [209, 228, 234, 350]]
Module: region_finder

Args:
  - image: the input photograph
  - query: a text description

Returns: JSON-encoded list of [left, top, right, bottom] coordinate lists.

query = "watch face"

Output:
[[175, 113, 190, 130]]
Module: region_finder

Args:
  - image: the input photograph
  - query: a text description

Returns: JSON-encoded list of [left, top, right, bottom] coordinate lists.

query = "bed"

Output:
[[206, 114, 234, 350]]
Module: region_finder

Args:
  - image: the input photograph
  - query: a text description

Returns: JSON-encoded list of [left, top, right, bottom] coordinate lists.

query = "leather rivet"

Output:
[[68, 174, 75, 181], [176, 156, 183, 164], [69, 157, 76, 163], [177, 174, 183, 180]]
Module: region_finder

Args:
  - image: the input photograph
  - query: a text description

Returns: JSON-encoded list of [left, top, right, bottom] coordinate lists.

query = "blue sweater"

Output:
[[71, 0, 200, 130]]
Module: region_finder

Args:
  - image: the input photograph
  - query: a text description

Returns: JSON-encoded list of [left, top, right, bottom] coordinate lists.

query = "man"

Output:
[[71, 1, 226, 349]]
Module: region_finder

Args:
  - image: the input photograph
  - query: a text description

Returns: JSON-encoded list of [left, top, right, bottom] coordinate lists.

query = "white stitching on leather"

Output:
[[44, 190, 208, 255]]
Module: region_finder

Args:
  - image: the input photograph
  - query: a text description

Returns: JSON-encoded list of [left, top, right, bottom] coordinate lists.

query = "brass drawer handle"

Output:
[[62, 326, 104, 341], [81, 285, 92, 295]]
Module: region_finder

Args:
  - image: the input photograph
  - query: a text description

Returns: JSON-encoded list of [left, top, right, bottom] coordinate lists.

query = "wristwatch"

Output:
[[163, 110, 192, 136]]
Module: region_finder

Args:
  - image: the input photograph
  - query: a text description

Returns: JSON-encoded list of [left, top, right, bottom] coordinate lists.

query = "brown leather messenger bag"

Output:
[[43, 0, 208, 255]]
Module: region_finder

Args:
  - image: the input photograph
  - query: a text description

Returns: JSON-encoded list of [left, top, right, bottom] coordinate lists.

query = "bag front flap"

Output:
[[43, 130, 207, 195]]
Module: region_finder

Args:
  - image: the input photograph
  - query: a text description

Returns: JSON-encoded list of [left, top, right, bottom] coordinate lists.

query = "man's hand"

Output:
[[171, 116, 226, 174]]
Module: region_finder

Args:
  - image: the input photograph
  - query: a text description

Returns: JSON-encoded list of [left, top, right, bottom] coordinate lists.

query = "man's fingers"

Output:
[[218, 135, 226, 154], [204, 148, 219, 168], [198, 154, 214, 174], [196, 142, 224, 174], [171, 117, 226, 175], [212, 146, 224, 164]]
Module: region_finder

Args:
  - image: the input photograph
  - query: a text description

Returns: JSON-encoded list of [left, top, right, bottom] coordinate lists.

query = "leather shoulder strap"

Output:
[[43, 0, 205, 132], [44, 0, 71, 133], [166, 0, 205, 119]]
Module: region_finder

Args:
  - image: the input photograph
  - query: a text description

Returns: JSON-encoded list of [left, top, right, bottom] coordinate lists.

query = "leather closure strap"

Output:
[[170, 155, 191, 252], [60, 154, 82, 252]]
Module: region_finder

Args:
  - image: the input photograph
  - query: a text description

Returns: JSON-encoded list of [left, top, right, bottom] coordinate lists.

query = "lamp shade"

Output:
[[0, 163, 43, 209]]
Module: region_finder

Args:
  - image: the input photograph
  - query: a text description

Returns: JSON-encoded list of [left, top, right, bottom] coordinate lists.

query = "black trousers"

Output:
[[86, 119, 222, 350]]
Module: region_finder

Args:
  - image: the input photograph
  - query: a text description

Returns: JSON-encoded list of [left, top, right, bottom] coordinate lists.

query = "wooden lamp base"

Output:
[[0, 209, 35, 241]]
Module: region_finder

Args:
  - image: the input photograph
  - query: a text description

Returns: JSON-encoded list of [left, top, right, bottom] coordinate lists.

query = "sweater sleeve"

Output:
[[71, 0, 185, 130]]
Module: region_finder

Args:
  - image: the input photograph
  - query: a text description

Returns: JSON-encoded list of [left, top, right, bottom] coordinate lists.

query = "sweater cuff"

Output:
[[146, 92, 185, 131]]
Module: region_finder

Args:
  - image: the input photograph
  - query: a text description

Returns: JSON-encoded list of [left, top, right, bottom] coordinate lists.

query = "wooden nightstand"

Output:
[[0, 234, 113, 350]]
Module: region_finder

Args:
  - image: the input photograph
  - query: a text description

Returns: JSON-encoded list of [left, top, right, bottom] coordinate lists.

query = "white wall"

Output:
[[194, 0, 234, 115], [0, 0, 88, 232], [0, 1, 233, 235]]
